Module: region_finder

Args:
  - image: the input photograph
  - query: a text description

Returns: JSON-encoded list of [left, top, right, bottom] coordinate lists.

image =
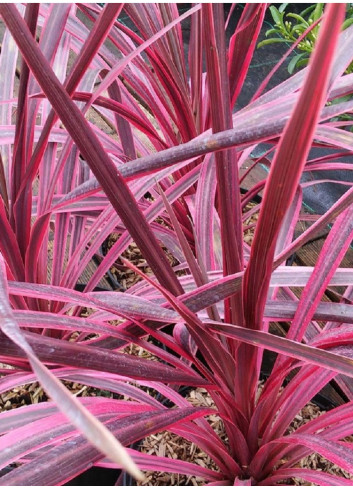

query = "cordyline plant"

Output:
[[2, 2, 353, 485]]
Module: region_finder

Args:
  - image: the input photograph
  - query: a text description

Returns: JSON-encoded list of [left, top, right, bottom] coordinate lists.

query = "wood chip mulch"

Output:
[[0, 379, 113, 413], [139, 388, 353, 486], [105, 233, 178, 290], [243, 201, 259, 245], [138, 388, 222, 487], [286, 403, 353, 485]]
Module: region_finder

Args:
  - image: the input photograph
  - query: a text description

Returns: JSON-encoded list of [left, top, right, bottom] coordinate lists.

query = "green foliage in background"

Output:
[[258, 3, 353, 131], [258, 3, 353, 74]]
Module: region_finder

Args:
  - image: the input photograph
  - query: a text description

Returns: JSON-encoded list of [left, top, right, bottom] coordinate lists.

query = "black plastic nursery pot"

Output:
[[65, 466, 123, 486]]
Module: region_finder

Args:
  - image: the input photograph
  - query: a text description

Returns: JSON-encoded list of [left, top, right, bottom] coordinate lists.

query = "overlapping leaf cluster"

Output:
[[0, 3, 353, 485]]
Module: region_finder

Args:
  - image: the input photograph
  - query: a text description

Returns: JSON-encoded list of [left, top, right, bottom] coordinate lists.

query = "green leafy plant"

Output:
[[1, 3, 353, 486], [259, 3, 353, 74]]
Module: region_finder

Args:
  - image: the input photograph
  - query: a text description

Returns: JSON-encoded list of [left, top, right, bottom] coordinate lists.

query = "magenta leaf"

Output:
[[1, 407, 212, 485], [0, 255, 142, 480]]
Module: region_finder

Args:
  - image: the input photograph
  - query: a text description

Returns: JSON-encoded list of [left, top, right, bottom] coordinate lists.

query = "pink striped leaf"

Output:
[[0, 407, 212, 486], [243, 3, 345, 331], [85, 5, 201, 110], [0, 368, 166, 416], [281, 204, 353, 346], [274, 186, 353, 267], [15, 3, 124, 204], [252, 434, 353, 478], [0, 400, 151, 469], [260, 468, 352, 486], [261, 365, 334, 442], [0, 255, 142, 480], [228, 4, 266, 107], [264, 300, 353, 324], [0, 329, 209, 386], [8, 281, 179, 321], [120, 259, 237, 393], [83, 166, 200, 292], [0, 397, 109, 433], [207, 319, 353, 379], [194, 155, 218, 271], [31, 91, 165, 144], [203, 4, 244, 326], [98, 449, 219, 481]]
